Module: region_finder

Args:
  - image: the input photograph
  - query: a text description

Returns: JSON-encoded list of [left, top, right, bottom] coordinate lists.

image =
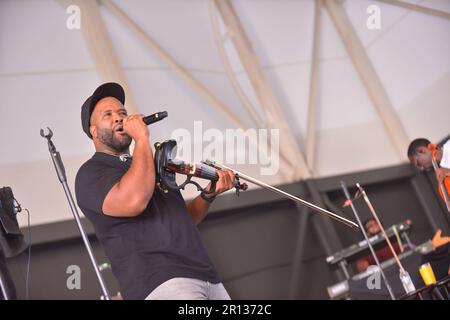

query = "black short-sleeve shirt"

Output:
[[75, 152, 220, 300]]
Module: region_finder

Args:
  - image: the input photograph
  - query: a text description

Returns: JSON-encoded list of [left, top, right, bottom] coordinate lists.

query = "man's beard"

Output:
[[97, 127, 132, 153]]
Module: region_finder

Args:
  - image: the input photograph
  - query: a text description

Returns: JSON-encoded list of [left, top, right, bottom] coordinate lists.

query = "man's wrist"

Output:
[[200, 191, 216, 203], [134, 136, 150, 145]]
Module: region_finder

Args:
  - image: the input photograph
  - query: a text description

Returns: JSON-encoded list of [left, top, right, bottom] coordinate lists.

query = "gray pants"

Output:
[[145, 277, 231, 300]]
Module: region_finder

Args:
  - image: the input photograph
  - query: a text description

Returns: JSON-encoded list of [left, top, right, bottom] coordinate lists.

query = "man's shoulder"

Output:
[[75, 156, 95, 186], [76, 153, 126, 184], [77, 154, 99, 174], [75, 154, 112, 183]]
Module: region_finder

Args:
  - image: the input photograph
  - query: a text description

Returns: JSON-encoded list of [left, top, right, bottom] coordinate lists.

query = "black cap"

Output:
[[81, 82, 125, 139]]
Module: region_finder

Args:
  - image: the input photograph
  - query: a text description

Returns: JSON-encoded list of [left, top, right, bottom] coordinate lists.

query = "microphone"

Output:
[[143, 111, 168, 125]]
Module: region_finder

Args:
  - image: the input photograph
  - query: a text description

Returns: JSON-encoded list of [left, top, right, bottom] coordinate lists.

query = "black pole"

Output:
[[288, 203, 310, 299], [40, 127, 110, 300]]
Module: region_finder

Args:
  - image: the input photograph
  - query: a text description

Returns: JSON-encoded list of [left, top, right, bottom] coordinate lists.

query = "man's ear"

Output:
[[90, 125, 96, 139]]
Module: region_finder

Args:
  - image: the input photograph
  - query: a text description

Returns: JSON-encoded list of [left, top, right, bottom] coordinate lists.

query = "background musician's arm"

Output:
[[435, 167, 450, 183]]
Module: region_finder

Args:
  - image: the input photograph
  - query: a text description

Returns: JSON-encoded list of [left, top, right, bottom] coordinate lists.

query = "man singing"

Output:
[[75, 82, 235, 300]]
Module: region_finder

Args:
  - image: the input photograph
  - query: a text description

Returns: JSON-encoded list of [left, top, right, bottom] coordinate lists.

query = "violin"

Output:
[[154, 139, 248, 195], [428, 143, 450, 212], [154, 139, 359, 229]]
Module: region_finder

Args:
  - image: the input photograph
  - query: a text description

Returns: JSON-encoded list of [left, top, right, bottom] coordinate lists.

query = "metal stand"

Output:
[[0, 248, 8, 300], [0, 275, 8, 300], [40, 127, 110, 300], [340, 181, 396, 300], [339, 260, 351, 280]]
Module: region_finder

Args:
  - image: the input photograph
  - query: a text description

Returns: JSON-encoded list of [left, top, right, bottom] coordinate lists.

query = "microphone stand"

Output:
[[340, 181, 396, 300], [40, 127, 110, 300], [0, 268, 9, 300]]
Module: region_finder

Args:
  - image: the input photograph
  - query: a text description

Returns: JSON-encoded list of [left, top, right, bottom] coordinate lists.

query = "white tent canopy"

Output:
[[1, 0, 449, 226]]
